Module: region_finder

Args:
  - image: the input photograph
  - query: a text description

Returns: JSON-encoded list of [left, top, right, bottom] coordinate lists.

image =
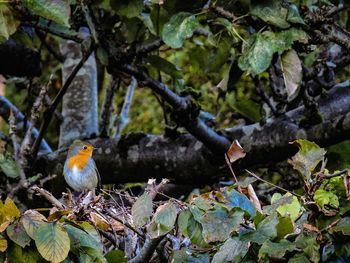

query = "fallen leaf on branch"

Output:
[[226, 140, 246, 163]]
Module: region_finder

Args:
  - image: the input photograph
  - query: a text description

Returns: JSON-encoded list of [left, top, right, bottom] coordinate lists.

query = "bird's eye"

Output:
[[83, 145, 88, 150]]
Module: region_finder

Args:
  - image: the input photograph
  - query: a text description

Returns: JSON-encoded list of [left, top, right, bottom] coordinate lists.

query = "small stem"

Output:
[[225, 153, 242, 193], [245, 169, 301, 197]]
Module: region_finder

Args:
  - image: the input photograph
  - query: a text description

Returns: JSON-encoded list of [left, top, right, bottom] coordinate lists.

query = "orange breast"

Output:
[[67, 154, 90, 170]]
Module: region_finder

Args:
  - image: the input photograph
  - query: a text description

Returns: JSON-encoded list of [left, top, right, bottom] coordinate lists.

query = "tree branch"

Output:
[[38, 82, 350, 185], [114, 64, 231, 153]]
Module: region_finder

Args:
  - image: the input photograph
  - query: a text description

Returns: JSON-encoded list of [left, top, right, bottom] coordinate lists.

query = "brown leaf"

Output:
[[247, 184, 262, 212], [303, 223, 320, 233], [226, 140, 246, 163]]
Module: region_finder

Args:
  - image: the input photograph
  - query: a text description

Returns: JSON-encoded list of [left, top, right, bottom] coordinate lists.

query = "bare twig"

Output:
[[114, 77, 137, 139], [31, 185, 66, 209], [0, 96, 52, 153], [100, 77, 120, 137], [245, 170, 301, 197], [210, 5, 236, 21], [24, 21, 83, 43], [105, 209, 145, 239], [32, 44, 95, 160], [225, 153, 242, 193], [129, 235, 165, 263], [21, 77, 51, 165]]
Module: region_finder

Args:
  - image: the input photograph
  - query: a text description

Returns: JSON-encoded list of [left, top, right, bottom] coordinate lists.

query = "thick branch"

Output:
[[38, 83, 350, 185], [114, 64, 231, 153]]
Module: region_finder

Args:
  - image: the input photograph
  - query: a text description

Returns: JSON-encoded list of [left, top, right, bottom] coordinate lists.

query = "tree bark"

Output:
[[38, 83, 350, 185], [59, 28, 98, 147]]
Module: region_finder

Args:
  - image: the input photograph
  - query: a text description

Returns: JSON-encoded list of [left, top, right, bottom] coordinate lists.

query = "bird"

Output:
[[63, 140, 101, 193]]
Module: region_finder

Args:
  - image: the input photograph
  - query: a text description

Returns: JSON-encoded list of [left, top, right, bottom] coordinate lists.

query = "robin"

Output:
[[63, 140, 101, 193]]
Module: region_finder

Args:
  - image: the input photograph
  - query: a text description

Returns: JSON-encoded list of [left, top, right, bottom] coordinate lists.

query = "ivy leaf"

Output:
[[225, 189, 256, 218], [271, 193, 301, 221], [0, 4, 20, 41], [251, 1, 290, 29], [288, 139, 326, 180], [287, 5, 305, 25], [34, 222, 70, 263], [162, 12, 200, 49], [131, 192, 153, 228], [240, 213, 279, 245], [147, 202, 178, 238], [23, 0, 70, 26], [6, 221, 31, 248], [238, 33, 274, 75], [146, 55, 182, 78], [259, 240, 296, 259], [276, 217, 294, 239], [212, 237, 249, 263], [200, 208, 244, 243], [295, 233, 320, 263], [314, 189, 339, 209], [281, 49, 302, 101]]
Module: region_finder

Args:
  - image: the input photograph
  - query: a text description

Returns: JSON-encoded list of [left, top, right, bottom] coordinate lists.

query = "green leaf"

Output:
[[331, 217, 350, 235], [147, 55, 182, 78], [276, 216, 294, 239], [314, 189, 339, 209], [287, 5, 305, 24], [238, 33, 274, 75], [271, 193, 301, 221], [0, 4, 20, 41], [212, 237, 249, 263], [288, 139, 326, 180], [259, 240, 296, 259], [240, 213, 279, 245], [178, 209, 191, 236], [281, 49, 302, 101], [232, 99, 261, 122], [140, 13, 156, 35], [64, 224, 103, 252], [6, 221, 31, 248], [288, 253, 311, 263], [0, 154, 20, 178], [264, 29, 308, 54], [20, 210, 46, 240], [147, 202, 178, 238], [6, 243, 44, 263], [23, 0, 70, 26], [251, 1, 290, 29], [131, 192, 153, 228], [171, 248, 210, 263], [295, 233, 320, 263], [34, 222, 70, 263], [188, 218, 207, 247], [105, 250, 127, 263], [200, 208, 244, 243], [162, 12, 200, 49], [111, 0, 144, 18], [224, 189, 256, 218]]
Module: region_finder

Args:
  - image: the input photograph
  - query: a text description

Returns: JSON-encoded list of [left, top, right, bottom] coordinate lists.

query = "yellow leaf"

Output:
[[90, 212, 110, 231]]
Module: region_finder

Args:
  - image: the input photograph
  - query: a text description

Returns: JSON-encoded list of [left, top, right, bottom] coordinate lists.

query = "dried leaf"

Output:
[[247, 184, 262, 212], [226, 140, 246, 163], [90, 212, 110, 231]]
